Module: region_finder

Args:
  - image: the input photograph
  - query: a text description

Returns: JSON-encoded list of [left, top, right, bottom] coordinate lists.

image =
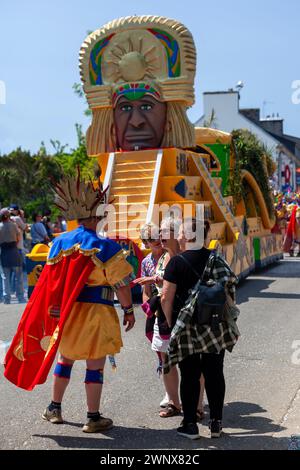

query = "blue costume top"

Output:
[[48, 225, 122, 264]]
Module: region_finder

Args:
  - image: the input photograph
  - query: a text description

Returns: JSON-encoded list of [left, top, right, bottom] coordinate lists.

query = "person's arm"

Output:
[[138, 258, 150, 303], [142, 283, 152, 303], [105, 247, 136, 332], [16, 217, 27, 232], [161, 280, 177, 328], [115, 285, 135, 332], [12, 222, 21, 243], [160, 256, 178, 327]]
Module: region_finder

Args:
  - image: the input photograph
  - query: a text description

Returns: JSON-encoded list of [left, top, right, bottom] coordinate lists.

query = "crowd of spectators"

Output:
[[0, 206, 67, 304]]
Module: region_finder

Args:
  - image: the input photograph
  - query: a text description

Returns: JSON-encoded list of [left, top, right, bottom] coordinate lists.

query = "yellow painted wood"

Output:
[[160, 176, 202, 201], [94, 146, 282, 274], [195, 127, 232, 145]]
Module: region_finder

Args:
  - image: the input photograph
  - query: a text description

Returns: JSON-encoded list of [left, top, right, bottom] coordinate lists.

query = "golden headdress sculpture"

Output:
[[79, 15, 197, 154], [53, 169, 108, 221]]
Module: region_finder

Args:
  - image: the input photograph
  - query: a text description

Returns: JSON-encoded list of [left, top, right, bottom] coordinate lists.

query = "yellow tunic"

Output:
[[59, 252, 133, 360]]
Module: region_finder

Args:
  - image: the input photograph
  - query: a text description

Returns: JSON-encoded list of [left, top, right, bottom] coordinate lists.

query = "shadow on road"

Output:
[[237, 278, 274, 304], [224, 401, 285, 435], [247, 259, 300, 280], [32, 401, 287, 450], [237, 275, 300, 304]]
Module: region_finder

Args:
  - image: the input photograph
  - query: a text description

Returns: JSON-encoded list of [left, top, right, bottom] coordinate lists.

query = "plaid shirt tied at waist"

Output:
[[164, 252, 240, 374]]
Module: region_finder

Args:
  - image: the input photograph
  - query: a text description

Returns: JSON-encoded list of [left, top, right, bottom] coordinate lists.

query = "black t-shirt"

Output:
[[163, 248, 211, 326]]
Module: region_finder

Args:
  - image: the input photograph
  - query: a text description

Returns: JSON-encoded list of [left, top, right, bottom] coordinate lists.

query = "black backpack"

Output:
[[179, 253, 226, 332]]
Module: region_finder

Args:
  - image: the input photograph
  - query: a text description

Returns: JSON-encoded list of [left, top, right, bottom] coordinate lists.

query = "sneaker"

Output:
[[209, 419, 222, 438], [177, 422, 200, 440], [160, 393, 170, 408], [82, 415, 113, 433], [42, 406, 63, 424]]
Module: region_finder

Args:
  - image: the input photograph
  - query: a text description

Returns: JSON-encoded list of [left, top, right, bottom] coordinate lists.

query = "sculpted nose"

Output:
[[128, 107, 145, 128]]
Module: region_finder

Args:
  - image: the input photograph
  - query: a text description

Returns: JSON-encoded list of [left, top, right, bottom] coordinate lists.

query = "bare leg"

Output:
[[85, 357, 106, 413], [161, 352, 180, 411], [197, 374, 205, 414], [52, 354, 74, 403]]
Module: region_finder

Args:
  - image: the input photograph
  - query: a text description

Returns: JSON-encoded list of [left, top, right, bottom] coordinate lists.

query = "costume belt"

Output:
[[76, 285, 114, 306]]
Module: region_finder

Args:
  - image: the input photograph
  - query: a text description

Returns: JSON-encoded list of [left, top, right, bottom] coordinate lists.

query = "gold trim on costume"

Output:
[[13, 337, 25, 361], [46, 243, 101, 265], [46, 241, 127, 269], [44, 326, 60, 359], [90, 248, 127, 269]]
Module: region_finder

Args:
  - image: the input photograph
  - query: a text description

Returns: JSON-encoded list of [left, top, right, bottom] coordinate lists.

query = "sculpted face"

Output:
[[113, 95, 167, 151]]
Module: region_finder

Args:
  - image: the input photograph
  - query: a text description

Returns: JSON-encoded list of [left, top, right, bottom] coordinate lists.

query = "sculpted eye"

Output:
[[141, 104, 152, 111], [120, 104, 132, 112]]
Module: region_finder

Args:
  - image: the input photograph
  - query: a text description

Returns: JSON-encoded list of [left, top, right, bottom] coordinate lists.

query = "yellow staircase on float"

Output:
[[191, 154, 240, 242], [102, 149, 163, 240], [100, 147, 242, 246]]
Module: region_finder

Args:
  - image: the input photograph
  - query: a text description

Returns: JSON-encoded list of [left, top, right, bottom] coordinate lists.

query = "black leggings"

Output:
[[178, 350, 225, 424]]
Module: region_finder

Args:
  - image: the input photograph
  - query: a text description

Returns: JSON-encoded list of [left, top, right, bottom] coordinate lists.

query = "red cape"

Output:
[[4, 251, 94, 390], [283, 206, 297, 252]]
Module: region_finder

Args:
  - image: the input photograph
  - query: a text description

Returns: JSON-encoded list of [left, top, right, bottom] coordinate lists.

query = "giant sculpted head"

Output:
[[79, 16, 196, 153]]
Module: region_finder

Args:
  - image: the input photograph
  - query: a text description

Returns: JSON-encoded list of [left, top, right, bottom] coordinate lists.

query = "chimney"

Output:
[[259, 116, 284, 136], [240, 108, 260, 123]]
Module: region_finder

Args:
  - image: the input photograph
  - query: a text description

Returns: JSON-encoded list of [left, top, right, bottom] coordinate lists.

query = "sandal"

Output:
[[197, 409, 205, 422], [159, 403, 181, 418]]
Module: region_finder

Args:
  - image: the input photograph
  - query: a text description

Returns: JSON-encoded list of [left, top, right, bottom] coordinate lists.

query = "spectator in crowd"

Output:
[[10, 205, 29, 256], [9, 205, 29, 296], [57, 215, 67, 232], [0, 208, 25, 304], [30, 214, 50, 248], [0, 263, 4, 303], [162, 218, 239, 439], [134, 217, 182, 418], [135, 223, 169, 407], [42, 214, 54, 241]]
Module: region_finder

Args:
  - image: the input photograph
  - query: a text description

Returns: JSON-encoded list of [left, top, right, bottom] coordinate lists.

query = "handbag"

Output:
[[0, 242, 23, 268], [179, 253, 226, 331]]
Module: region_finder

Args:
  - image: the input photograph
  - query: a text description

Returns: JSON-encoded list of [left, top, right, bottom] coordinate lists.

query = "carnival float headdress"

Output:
[[52, 169, 108, 221], [79, 15, 197, 154]]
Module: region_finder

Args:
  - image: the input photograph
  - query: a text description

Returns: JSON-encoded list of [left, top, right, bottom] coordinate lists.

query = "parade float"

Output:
[[27, 15, 283, 296]]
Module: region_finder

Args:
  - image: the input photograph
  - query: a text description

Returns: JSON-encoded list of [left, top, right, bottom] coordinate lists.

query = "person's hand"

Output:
[[123, 313, 135, 332], [133, 276, 156, 286]]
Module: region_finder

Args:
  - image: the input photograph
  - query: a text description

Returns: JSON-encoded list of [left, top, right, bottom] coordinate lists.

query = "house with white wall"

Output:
[[195, 90, 300, 191]]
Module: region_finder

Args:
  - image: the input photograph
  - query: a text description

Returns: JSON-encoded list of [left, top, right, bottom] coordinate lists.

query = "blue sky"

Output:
[[0, 0, 299, 154]]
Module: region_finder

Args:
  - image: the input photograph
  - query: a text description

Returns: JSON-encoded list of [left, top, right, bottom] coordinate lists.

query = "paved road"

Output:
[[0, 256, 299, 450]]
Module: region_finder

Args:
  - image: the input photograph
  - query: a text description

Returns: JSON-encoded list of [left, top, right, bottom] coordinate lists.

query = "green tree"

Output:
[[230, 129, 275, 217], [0, 147, 62, 217]]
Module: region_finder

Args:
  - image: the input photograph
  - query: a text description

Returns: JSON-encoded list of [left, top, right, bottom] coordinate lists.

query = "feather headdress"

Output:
[[52, 168, 109, 221]]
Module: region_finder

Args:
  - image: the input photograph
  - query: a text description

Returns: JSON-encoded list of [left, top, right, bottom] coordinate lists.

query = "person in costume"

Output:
[[283, 205, 300, 256], [4, 171, 135, 433]]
